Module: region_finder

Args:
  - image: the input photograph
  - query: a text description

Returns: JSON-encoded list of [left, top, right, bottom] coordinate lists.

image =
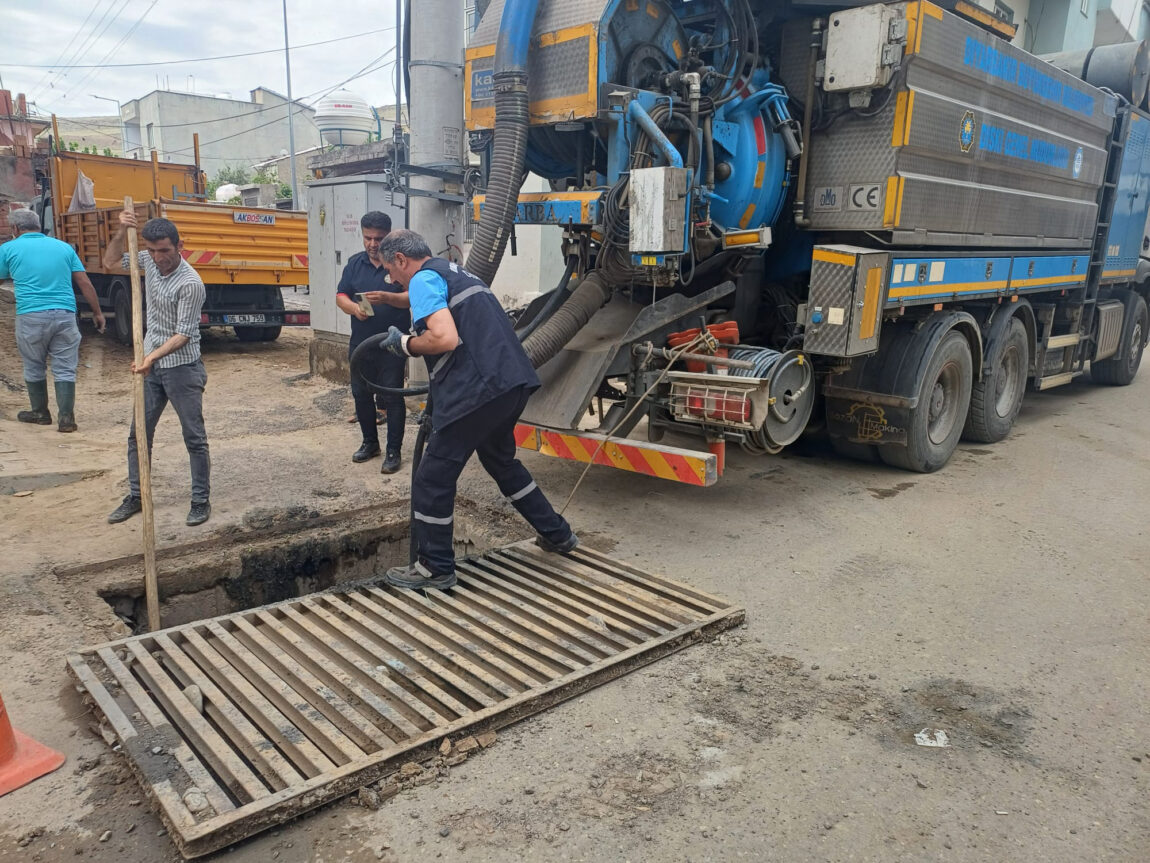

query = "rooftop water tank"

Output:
[[314, 89, 377, 147]]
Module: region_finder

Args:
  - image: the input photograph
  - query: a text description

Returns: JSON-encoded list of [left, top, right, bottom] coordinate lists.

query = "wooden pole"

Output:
[[124, 195, 161, 632]]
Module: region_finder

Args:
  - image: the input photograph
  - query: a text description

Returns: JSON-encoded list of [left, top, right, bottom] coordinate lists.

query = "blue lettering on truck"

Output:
[[963, 36, 1095, 118], [978, 122, 1071, 170]]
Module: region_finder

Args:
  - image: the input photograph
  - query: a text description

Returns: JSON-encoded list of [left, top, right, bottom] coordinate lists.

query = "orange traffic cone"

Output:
[[0, 691, 65, 797]]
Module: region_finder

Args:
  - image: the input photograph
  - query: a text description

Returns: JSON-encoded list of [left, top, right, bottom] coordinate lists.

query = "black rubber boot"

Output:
[[55, 381, 77, 432], [18, 380, 52, 425]]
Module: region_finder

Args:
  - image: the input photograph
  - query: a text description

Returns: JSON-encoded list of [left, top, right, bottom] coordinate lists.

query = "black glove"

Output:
[[380, 325, 412, 357]]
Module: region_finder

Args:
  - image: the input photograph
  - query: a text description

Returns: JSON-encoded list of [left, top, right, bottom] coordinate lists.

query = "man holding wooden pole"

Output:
[[103, 206, 212, 528]]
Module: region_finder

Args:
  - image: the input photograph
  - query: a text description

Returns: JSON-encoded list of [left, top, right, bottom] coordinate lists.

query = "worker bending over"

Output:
[[375, 229, 577, 590]]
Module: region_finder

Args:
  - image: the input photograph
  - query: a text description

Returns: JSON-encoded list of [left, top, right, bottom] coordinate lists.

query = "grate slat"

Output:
[[68, 540, 743, 857]]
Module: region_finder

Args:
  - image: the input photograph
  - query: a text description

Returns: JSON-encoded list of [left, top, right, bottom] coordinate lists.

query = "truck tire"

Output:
[[963, 316, 1028, 443], [259, 325, 282, 342], [880, 330, 973, 473], [1092, 291, 1148, 386], [111, 282, 132, 345]]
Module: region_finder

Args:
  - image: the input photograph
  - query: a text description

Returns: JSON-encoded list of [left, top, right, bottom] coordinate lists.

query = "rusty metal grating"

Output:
[[66, 541, 744, 857]]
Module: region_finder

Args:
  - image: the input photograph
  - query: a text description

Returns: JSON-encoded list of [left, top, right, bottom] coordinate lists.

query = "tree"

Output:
[[205, 165, 251, 199]]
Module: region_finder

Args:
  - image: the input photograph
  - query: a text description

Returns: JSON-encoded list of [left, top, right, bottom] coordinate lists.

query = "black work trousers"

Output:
[[412, 385, 571, 574], [349, 342, 406, 452]]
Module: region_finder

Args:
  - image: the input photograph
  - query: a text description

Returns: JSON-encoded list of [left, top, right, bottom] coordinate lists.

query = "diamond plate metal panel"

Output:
[[806, 2, 1116, 248], [473, 0, 610, 45], [804, 247, 862, 357]]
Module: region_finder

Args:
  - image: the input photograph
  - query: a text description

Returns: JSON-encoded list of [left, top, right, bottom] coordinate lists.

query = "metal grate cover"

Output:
[[67, 542, 744, 858]]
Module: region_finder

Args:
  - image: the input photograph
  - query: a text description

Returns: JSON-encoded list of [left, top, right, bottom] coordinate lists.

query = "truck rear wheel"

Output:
[[880, 330, 973, 473], [111, 282, 132, 345], [964, 316, 1028, 443], [1092, 291, 1148, 386]]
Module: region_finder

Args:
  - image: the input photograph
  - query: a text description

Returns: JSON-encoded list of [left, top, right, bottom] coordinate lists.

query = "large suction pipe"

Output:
[[465, 0, 540, 286], [521, 271, 613, 368], [1040, 41, 1150, 107]]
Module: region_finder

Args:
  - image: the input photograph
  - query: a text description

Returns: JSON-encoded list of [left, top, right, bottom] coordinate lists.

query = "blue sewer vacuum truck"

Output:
[[463, 0, 1150, 483]]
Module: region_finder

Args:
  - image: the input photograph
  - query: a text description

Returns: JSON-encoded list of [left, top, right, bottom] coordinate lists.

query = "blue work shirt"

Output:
[[0, 232, 84, 315], [408, 268, 450, 325], [337, 251, 409, 346]]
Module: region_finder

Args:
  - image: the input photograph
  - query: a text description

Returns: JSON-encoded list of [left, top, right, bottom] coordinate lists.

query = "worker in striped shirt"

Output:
[[103, 209, 212, 527]]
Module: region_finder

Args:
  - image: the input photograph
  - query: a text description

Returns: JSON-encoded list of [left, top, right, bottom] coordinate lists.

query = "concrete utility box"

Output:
[[306, 175, 405, 380]]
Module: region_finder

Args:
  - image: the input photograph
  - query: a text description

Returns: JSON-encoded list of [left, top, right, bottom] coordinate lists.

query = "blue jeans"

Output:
[[15, 309, 81, 383], [127, 361, 211, 504]]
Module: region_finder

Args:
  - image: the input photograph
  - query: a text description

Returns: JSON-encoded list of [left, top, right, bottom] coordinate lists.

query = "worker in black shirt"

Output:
[[335, 211, 408, 473]]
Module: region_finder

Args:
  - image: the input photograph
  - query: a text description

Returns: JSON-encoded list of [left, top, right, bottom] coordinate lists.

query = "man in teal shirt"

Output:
[[0, 209, 105, 431]]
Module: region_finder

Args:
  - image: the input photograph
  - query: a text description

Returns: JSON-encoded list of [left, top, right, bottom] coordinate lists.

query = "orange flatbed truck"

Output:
[[39, 124, 309, 342]]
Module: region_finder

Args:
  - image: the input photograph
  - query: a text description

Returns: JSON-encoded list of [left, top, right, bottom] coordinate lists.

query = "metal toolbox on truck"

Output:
[[802, 1, 1118, 248]]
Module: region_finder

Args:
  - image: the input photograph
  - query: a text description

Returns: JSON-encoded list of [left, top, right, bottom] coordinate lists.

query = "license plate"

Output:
[[224, 314, 266, 324]]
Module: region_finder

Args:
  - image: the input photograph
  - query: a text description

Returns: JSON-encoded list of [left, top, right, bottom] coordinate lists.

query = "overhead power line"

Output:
[[2, 26, 395, 70]]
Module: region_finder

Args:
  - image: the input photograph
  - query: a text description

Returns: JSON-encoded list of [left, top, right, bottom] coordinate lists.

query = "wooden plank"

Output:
[[561, 544, 730, 612], [127, 641, 271, 804], [96, 647, 235, 819], [494, 548, 689, 630], [250, 608, 425, 740], [219, 618, 388, 758], [67, 654, 139, 743], [304, 596, 476, 718], [459, 558, 655, 643], [180, 629, 334, 780]]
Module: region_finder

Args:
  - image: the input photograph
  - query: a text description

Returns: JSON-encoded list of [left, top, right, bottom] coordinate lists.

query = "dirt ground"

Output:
[[1, 289, 1147, 862]]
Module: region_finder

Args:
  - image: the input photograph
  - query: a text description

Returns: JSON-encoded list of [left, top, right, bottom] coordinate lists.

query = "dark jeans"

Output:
[[412, 385, 571, 574], [127, 360, 211, 503], [349, 341, 406, 452]]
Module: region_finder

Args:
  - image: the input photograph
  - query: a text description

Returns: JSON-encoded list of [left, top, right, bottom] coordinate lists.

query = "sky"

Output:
[[0, 0, 404, 118]]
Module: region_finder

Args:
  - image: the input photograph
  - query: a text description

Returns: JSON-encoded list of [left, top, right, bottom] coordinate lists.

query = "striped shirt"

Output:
[[123, 252, 206, 367]]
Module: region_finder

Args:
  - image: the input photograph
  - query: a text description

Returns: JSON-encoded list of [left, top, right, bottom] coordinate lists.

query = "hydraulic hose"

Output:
[[521, 270, 612, 368], [465, 0, 539, 286], [350, 334, 430, 397]]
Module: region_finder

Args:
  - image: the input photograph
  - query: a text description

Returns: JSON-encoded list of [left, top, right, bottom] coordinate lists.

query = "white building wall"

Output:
[[122, 89, 320, 177]]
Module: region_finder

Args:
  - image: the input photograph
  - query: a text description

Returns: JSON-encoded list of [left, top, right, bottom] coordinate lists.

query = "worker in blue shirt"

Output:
[[373, 229, 577, 590], [0, 209, 105, 431], [335, 211, 408, 473]]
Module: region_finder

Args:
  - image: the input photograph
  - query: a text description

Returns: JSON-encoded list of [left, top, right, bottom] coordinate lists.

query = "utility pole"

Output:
[[282, 0, 299, 209], [90, 95, 124, 155], [407, 0, 465, 258]]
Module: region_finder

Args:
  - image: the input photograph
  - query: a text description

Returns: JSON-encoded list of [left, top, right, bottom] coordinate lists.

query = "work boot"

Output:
[[353, 440, 381, 462], [381, 449, 401, 474], [55, 381, 77, 432], [186, 501, 212, 527], [385, 561, 456, 591], [536, 532, 579, 555], [18, 380, 52, 425], [108, 495, 142, 524]]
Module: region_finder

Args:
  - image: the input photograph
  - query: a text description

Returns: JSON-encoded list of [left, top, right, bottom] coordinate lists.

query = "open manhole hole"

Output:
[[96, 502, 501, 632]]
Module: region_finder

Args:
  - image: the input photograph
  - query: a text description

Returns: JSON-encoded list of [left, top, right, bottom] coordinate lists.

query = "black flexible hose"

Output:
[[515, 256, 577, 342], [465, 73, 530, 286], [350, 334, 430, 397], [521, 271, 612, 368]]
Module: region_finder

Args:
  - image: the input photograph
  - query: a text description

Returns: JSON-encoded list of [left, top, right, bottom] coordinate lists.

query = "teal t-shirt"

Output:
[[409, 269, 449, 325], [0, 232, 84, 315]]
